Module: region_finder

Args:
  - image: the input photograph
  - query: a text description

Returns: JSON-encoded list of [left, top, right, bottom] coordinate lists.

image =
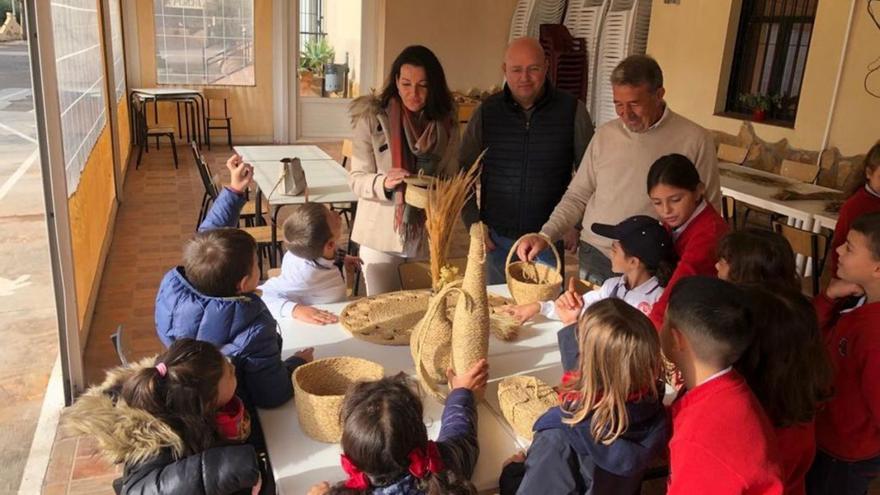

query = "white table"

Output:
[[258, 285, 567, 494], [233, 145, 358, 265], [130, 87, 205, 145]]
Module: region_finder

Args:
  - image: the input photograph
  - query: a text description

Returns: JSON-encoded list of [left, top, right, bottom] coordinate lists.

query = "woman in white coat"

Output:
[[348, 45, 460, 295]]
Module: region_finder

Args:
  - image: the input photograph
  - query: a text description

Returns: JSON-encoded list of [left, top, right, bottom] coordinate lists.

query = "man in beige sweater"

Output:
[[517, 55, 721, 285]]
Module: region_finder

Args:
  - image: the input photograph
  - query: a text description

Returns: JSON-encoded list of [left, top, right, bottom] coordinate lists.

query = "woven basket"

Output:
[[339, 290, 432, 345], [292, 357, 384, 443], [411, 282, 461, 400], [452, 223, 491, 398], [497, 375, 558, 440], [404, 175, 434, 209], [506, 234, 563, 305]]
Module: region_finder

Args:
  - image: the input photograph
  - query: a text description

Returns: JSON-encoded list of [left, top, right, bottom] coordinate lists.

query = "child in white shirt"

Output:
[[259, 204, 360, 325], [503, 215, 677, 325]]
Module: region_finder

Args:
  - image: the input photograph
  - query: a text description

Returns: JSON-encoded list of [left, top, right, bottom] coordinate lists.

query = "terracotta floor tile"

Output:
[[71, 453, 115, 480], [66, 473, 118, 494], [43, 437, 76, 485]]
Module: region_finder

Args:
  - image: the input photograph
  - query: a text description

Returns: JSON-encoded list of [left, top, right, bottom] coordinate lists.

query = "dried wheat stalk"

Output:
[[425, 151, 485, 290]]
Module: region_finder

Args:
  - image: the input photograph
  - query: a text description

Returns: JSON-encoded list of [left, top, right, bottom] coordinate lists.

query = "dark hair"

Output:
[[845, 141, 880, 198], [647, 154, 702, 194], [610, 54, 663, 92], [736, 284, 833, 428], [379, 45, 455, 122], [851, 211, 880, 260], [328, 374, 476, 495], [717, 229, 798, 290], [284, 203, 333, 260], [116, 339, 226, 456], [183, 228, 256, 297], [618, 242, 679, 287], [665, 276, 754, 365]]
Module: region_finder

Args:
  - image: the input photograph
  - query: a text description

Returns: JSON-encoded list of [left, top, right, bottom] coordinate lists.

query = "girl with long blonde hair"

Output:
[[499, 299, 669, 494]]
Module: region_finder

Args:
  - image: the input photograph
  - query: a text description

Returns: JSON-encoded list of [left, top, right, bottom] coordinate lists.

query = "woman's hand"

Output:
[[447, 358, 489, 395], [383, 168, 410, 189]]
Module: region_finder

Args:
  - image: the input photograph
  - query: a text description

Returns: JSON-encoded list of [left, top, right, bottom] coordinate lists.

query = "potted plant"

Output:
[[299, 38, 335, 96], [738, 93, 782, 122]]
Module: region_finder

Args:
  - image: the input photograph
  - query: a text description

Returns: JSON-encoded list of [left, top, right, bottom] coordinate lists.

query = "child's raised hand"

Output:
[[554, 282, 584, 325], [226, 154, 253, 192], [292, 304, 339, 325], [825, 278, 865, 300], [500, 302, 540, 325], [447, 358, 489, 394], [293, 347, 315, 363], [306, 481, 330, 495]]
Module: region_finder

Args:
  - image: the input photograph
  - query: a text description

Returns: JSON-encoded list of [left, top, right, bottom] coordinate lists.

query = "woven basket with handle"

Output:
[[292, 357, 384, 443], [506, 234, 563, 304], [497, 375, 558, 440]]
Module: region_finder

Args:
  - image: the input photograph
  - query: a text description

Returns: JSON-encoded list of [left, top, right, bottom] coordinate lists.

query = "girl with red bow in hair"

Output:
[[308, 359, 488, 495]]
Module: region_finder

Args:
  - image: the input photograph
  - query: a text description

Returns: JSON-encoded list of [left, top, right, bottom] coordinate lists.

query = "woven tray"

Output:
[[719, 167, 790, 188], [340, 290, 513, 345], [498, 375, 558, 440]]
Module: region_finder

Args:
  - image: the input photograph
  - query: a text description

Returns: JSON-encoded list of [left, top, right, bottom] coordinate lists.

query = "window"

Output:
[[153, 0, 254, 86], [724, 0, 817, 124], [299, 0, 325, 49], [51, 0, 107, 195], [109, 0, 126, 101]]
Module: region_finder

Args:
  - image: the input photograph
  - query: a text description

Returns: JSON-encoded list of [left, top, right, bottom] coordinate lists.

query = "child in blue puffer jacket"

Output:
[[155, 154, 313, 410]]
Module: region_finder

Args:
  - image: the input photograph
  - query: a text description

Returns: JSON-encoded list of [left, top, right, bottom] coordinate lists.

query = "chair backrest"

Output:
[[774, 221, 828, 295], [203, 88, 229, 119], [780, 159, 819, 183], [458, 103, 477, 125], [721, 195, 737, 226], [571, 277, 601, 295], [398, 258, 468, 290], [341, 139, 353, 169], [195, 153, 219, 199], [717, 143, 749, 165], [109, 324, 130, 367]]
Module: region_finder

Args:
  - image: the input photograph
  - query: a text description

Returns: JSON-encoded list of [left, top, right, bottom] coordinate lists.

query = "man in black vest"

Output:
[[460, 37, 594, 285]]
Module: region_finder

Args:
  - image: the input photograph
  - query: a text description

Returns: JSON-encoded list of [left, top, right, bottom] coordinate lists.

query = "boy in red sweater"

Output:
[[662, 276, 784, 494], [827, 142, 880, 276], [806, 211, 880, 494]]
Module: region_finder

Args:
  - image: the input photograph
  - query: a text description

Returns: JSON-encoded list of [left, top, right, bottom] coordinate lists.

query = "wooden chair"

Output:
[[780, 159, 819, 183], [721, 195, 738, 229], [571, 277, 600, 295], [773, 221, 829, 296], [398, 258, 468, 290], [717, 143, 749, 165], [134, 97, 179, 169], [109, 324, 129, 367], [204, 88, 233, 150], [332, 139, 356, 232]]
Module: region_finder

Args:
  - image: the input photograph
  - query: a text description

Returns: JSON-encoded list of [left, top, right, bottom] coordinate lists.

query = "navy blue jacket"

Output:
[[365, 389, 479, 494], [155, 188, 303, 408], [501, 389, 668, 495]]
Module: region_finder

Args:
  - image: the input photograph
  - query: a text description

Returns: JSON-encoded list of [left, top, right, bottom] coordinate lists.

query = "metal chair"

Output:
[[133, 97, 179, 169], [109, 324, 129, 367], [204, 88, 233, 150], [190, 142, 266, 228]]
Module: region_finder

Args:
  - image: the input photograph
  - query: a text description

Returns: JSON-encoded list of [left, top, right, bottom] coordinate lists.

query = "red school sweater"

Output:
[[814, 294, 880, 461], [774, 421, 815, 495], [828, 187, 880, 276], [668, 370, 784, 495], [649, 202, 729, 329]]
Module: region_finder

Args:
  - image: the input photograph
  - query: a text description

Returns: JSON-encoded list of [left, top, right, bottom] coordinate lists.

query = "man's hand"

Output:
[[516, 234, 549, 263], [484, 224, 496, 252], [562, 228, 580, 254], [226, 154, 253, 192], [383, 168, 410, 189], [292, 305, 339, 325], [555, 277, 584, 325], [825, 278, 865, 300], [447, 358, 489, 394]]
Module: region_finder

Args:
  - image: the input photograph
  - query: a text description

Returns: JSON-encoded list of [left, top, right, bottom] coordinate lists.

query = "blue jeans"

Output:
[[486, 229, 564, 286], [806, 451, 880, 495], [578, 241, 614, 286]]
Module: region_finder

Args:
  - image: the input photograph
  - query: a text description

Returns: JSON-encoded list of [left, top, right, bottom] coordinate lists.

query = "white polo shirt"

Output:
[[258, 251, 347, 320], [539, 275, 664, 320]]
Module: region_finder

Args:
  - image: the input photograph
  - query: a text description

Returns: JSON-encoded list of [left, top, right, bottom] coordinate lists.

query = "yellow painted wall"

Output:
[[117, 97, 131, 176], [67, 126, 116, 331], [133, 0, 274, 143], [646, 0, 879, 156], [382, 0, 518, 93]]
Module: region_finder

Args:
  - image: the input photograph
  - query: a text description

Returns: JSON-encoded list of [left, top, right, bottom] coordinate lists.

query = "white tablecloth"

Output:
[[257, 285, 566, 494]]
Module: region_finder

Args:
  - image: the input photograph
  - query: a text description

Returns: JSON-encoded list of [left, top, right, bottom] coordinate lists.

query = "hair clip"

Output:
[[155, 362, 167, 377]]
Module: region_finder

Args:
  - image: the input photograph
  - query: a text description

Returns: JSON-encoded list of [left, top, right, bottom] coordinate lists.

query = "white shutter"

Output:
[[509, 0, 567, 41], [509, 0, 536, 41], [563, 0, 609, 119], [594, 0, 653, 126]]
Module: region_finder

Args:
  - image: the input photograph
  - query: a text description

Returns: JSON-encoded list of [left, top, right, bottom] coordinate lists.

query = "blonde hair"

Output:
[[561, 299, 662, 444]]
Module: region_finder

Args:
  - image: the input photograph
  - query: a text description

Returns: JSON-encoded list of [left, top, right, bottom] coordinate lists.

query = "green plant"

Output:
[[738, 93, 782, 112], [299, 38, 335, 76]]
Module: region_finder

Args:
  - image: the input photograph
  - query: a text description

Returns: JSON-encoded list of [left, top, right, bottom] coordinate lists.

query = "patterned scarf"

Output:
[[388, 96, 451, 245]]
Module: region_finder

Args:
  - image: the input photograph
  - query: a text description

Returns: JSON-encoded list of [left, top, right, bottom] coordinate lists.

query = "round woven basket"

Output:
[[497, 375, 558, 440], [505, 234, 563, 305], [292, 357, 384, 443], [403, 176, 434, 209], [340, 290, 432, 345]]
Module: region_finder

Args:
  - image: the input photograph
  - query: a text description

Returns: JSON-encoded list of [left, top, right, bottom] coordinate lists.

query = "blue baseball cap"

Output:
[[591, 215, 675, 267]]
